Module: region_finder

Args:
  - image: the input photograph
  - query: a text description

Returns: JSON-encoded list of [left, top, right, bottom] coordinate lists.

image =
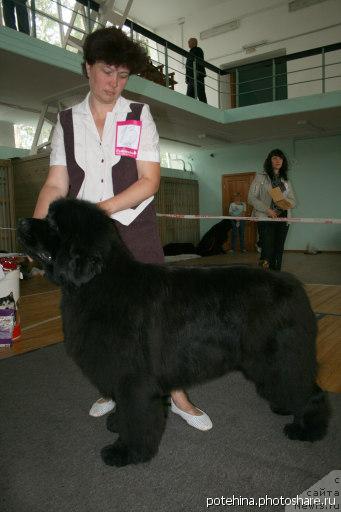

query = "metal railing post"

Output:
[[56, 0, 65, 46], [30, 0, 37, 38], [193, 60, 198, 99], [235, 68, 239, 108], [30, 104, 48, 155], [86, 1, 91, 35], [321, 47, 326, 93], [165, 42, 169, 88]]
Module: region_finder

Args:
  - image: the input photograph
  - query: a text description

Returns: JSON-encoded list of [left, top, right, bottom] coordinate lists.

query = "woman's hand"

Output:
[[266, 208, 278, 218], [96, 162, 160, 217], [96, 200, 112, 216]]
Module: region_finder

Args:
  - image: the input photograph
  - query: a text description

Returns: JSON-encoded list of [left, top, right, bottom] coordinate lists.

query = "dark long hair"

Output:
[[263, 149, 289, 180]]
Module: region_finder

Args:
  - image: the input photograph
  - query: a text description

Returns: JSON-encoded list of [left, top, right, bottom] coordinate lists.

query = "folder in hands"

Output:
[[269, 187, 292, 210]]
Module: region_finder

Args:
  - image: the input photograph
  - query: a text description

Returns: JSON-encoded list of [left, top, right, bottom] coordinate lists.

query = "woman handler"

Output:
[[33, 27, 212, 431]]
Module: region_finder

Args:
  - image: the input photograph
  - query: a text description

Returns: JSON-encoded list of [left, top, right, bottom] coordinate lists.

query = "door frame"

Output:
[[222, 171, 256, 252]]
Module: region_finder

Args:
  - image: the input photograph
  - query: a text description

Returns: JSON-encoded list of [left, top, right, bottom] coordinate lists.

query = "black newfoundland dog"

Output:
[[18, 199, 330, 467]]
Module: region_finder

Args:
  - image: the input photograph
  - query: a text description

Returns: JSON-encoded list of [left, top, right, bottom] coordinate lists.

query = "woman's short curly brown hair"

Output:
[[82, 27, 149, 77]]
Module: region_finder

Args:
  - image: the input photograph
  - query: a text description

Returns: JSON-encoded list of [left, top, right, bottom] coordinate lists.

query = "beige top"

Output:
[[248, 172, 296, 218]]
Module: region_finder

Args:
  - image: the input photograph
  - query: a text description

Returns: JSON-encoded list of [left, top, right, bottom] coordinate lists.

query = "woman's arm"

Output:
[[248, 175, 277, 218], [33, 165, 69, 218], [248, 175, 269, 213], [97, 160, 160, 216], [33, 113, 69, 219], [98, 103, 160, 215]]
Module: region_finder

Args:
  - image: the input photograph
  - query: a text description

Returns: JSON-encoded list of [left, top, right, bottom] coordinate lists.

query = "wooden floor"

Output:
[[306, 283, 341, 393], [1, 275, 341, 393], [0, 277, 62, 358]]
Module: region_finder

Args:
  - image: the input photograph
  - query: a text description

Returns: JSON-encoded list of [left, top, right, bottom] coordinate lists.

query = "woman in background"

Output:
[[248, 149, 296, 271]]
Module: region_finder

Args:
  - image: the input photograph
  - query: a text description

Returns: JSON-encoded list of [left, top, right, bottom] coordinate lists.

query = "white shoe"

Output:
[[170, 399, 213, 431], [89, 397, 116, 417]]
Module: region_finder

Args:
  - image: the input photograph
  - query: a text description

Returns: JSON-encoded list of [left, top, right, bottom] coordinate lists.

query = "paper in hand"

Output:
[[110, 196, 154, 226]]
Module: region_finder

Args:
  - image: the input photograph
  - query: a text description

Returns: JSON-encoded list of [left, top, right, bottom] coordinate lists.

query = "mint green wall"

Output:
[[289, 135, 341, 251], [191, 135, 341, 251]]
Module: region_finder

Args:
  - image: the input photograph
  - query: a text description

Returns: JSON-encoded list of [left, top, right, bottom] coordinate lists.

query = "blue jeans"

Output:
[[231, 220, 245, 251]]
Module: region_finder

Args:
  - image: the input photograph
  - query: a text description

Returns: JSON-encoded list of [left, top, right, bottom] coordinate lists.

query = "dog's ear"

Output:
[[56, 243, 104, 286]]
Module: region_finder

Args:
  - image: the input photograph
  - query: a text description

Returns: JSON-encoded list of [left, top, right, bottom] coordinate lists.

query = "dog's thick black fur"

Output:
[[18, 199, 330, 467]]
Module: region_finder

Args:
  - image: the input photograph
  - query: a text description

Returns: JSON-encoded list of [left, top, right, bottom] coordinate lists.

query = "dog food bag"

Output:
[[0, 309, 15, 347], [0, 256, 22, 341]]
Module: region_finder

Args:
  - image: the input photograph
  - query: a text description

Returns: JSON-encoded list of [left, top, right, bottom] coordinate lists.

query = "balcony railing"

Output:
[[1, 0, 341, 109]]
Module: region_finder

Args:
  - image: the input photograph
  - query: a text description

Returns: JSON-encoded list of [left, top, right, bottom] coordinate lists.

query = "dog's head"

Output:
[[18, 199, 118, 287]]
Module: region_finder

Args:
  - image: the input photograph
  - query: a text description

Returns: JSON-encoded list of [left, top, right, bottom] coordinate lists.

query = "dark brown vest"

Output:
[[59, 103, 164, 264]]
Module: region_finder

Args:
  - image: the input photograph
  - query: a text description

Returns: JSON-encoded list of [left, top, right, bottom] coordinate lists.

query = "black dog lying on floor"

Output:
[[196, 219, 232, 256], [18, 199, 330, 467]]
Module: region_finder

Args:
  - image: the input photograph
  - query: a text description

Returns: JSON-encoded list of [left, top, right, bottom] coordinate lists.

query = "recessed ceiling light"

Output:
[[200, 19, 240, 40]]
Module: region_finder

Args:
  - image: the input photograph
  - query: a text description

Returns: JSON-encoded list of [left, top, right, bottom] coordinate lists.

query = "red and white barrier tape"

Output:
[[157, 214, 341, 224], [1, 216, 340, 235]]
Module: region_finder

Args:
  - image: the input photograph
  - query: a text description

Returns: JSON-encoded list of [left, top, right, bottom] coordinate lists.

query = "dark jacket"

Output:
[[186, 46, 206, 82]]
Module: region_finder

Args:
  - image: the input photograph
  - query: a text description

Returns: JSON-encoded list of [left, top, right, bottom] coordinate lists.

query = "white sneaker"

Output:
[[170, 399, 213, 431], [89, 397, 116, 417]]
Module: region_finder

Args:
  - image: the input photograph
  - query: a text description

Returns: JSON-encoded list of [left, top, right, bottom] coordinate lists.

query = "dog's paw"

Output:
[[106, 412, 119, 433], [101, 441, 132, 467], [284, 422, 326, 442], [284, 422, 315, 442]]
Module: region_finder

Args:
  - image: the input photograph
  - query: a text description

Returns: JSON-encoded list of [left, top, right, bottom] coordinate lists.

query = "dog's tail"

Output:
[[284, 384, 330, 442]]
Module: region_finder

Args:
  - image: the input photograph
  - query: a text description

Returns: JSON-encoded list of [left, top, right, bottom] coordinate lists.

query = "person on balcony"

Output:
[[185, 37, 207, 103], [2, 0, 30, 35]]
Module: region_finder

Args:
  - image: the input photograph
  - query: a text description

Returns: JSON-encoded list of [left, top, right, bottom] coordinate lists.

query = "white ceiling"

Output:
[[114, 0, 228, 29]]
